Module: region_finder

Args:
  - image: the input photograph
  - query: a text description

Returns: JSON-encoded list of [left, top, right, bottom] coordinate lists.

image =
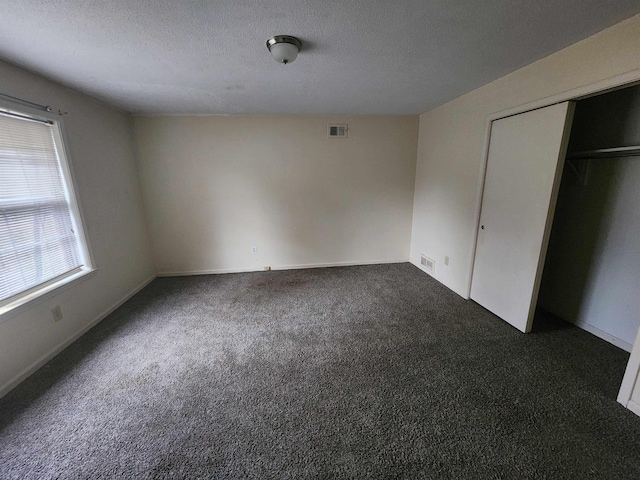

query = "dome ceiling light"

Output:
[[266, 35, 302, 65]]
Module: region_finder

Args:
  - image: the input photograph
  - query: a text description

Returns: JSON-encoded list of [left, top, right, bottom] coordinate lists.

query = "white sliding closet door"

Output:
[[470, 102, 575, 333]]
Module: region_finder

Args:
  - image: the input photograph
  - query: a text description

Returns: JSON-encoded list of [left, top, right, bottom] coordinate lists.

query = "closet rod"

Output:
[[567, 146, 640, 159]]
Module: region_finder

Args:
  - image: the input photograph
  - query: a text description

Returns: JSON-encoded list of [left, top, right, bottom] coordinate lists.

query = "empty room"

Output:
[[2, 1, 640, 478]]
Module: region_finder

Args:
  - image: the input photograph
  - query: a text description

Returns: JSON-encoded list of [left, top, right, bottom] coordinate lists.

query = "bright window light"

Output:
[[0, 106, 93, 313]]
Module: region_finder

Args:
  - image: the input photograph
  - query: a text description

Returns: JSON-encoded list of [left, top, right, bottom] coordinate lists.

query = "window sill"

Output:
[[0, 267, 98, 324]]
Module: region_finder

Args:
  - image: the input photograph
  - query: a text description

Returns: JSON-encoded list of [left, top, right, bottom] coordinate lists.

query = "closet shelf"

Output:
[[567, 146, 640, 159]]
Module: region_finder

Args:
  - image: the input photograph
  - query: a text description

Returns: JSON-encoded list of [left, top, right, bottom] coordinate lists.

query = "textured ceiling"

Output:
[[0, 1, 638, 115]]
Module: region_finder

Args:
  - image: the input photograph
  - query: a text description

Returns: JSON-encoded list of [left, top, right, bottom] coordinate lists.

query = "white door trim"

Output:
[[617, 327, 640, 411]]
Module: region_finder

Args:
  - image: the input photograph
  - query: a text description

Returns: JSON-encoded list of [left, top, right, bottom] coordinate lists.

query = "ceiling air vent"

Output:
[[328, 124, 348, 138], [421, 254, 435, 273]]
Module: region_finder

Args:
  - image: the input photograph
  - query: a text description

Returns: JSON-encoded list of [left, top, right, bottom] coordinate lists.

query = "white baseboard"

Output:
[[158, 267, 260, 277], [522, 304, 633, 352], [569, 318, 633, 352], [626, 399, 640, 418], [0, 274, 157, 399], [410, 260, 469, 299], [158, 259, 408, 277]]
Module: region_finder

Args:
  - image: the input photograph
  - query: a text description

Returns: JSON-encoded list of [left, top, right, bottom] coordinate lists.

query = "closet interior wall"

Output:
[[538, 85, 640, 351]]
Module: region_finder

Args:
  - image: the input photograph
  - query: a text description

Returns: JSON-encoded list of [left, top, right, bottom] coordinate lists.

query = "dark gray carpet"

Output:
[[1, 263, 639, 479]]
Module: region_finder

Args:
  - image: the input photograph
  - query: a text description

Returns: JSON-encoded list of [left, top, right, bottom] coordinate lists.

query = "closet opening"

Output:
[[535, 84, 640, 359]]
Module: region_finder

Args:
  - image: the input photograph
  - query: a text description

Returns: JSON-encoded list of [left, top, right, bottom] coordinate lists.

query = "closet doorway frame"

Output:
[[466, 68, 640, 414]]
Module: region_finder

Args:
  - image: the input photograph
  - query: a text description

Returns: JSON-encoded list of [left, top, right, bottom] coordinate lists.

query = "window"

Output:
[[0, 105, 92, 314]]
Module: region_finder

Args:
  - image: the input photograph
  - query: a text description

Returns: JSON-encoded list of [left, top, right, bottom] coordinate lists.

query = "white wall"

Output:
[[0, 60, 155, 396], [410, 14, 640, 298], [133, 115, 418, 274], [538, 86, 640, 350]]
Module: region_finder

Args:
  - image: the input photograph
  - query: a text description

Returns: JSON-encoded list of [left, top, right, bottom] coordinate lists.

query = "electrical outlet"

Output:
[[444, 256, 450, 266], [251, 246, 257, 254], [51, 306, 63, 322]]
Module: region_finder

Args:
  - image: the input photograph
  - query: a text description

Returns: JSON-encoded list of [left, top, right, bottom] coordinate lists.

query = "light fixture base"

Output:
[[266, 35, 302, 64]]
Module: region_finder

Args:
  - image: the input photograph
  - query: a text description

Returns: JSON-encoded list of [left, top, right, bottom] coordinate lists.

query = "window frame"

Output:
[[0, 100, 96, 320]]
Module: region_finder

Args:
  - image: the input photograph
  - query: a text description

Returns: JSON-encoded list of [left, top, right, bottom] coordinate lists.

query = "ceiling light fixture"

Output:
[[266, 35, 302, 65]]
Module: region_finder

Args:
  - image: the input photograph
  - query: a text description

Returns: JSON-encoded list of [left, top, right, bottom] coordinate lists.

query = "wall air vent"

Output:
[[328, 124, 348, 138], [421, 254, 435, 273]]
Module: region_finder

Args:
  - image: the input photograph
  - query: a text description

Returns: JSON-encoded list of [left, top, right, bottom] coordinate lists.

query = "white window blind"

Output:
[[0, 111, 83, 303]]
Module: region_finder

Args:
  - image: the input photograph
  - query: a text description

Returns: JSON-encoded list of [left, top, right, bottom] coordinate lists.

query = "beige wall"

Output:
[[133, 115, 418, 274], [410, 14, 640, 297], [0, 60, 155, 395]]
